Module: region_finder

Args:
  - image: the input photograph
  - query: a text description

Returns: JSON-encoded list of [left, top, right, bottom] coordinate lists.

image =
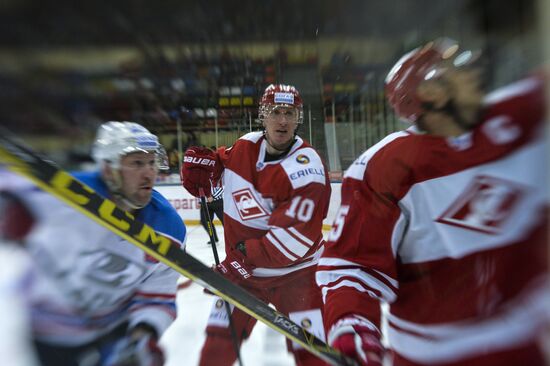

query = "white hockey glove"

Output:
[[103, 332, 164, 366]]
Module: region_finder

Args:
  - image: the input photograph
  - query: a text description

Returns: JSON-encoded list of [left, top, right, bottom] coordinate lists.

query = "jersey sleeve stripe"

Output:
[[319, 257, 399, 288], [134, 292, 176, 300], [324, 275, 384, 298], [271, 227, 311, 256], [383, 284, 549, 364], [266, 232, 300, 260], [129, 303, 177, 315], [319, 279, 374, 303], [317, 269, 397, 303], [287, 227, 314, 246]]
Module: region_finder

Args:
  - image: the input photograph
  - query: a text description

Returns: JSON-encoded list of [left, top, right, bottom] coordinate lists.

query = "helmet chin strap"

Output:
[[116, 193, 146, 211]]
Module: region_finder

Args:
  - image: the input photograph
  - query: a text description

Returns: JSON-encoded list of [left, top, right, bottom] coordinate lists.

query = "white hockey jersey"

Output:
[[0, 171, 186, 346], [317, 76, 549, 365], [0, 243, 40, 366], [216, 132, 331, 278]]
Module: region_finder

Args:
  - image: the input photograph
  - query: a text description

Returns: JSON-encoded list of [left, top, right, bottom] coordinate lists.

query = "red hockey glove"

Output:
[[180, 147, 217, 197], [328, 315, 384, 366], [215, 243, 254, 284]]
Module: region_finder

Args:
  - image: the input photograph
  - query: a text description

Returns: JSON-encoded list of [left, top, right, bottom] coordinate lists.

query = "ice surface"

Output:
[[161, 225, 295, 366]]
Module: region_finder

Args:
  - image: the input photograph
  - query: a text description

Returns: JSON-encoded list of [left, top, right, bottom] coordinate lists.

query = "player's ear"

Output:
[[101, 162, 114, 181]]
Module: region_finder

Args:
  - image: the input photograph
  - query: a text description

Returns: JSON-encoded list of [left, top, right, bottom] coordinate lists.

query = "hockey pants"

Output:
[[198, 267, 325, 366]]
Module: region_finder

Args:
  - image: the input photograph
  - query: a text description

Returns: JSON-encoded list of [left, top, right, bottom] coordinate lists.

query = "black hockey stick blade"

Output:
[[0, 130, 357, 366]]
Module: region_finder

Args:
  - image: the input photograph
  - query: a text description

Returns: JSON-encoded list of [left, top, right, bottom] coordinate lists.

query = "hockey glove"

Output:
[[328, 315, 384, 366], [103, 332, 164, 366], [180, 147, 217, 197], [216, 243, 254, 284]]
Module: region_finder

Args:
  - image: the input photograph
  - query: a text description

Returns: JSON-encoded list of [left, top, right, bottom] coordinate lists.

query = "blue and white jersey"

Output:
[[2, 170, 186, 346]]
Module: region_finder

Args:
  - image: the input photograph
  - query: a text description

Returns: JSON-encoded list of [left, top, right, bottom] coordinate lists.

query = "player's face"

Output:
[[447, 68, 484, 126], [416, 68, 484, 130], [263, 106, 299, 152], [119, 152, 158, 207]]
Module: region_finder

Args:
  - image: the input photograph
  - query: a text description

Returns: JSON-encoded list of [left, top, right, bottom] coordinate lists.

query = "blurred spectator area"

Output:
[[0, 38, 539, 172], [0, 0, 541, 172]]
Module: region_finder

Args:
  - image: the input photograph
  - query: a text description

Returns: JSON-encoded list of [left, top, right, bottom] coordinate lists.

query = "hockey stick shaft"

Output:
[[199, 188, 221, 263], [0, 131, 356, 366], [199, 188, 244, 366]]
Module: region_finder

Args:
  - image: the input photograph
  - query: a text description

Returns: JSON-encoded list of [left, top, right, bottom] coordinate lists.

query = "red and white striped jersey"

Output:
[[216, 132, 331, 278], [317, 76, 549, 365]]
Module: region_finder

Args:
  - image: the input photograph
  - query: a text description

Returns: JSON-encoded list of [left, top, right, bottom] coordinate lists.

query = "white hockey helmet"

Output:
[[92, 121, 161, 210], [92, 121, 160, 169]]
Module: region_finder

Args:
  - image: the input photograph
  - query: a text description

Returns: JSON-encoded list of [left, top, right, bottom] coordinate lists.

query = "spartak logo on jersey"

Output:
[[436, 175, 524, 235], [232, 188, 268, 220]]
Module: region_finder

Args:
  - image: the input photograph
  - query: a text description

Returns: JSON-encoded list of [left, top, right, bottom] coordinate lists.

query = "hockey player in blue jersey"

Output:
[[0, 121, 186, 366]]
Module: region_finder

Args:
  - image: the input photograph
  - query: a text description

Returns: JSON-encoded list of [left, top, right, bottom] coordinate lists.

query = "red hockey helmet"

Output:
[[259, 84, 304, 124], [385, 38, 479, 123]]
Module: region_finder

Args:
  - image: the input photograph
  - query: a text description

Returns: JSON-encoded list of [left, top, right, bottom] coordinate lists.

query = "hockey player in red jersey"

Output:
[[317, 38, 549, 366], [181, 84, 331, 365]]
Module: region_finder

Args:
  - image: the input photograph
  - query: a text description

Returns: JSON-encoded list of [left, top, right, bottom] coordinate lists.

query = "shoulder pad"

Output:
[[281, 147, 326, 189], [484, 77, 541, 106], [240, 131, 264, 143], [345, 130, 410, 181]]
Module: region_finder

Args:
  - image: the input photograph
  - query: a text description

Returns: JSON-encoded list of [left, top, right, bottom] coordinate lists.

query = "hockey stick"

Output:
[[199, 187, 244, 366], [0, 131, 356, 366]]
